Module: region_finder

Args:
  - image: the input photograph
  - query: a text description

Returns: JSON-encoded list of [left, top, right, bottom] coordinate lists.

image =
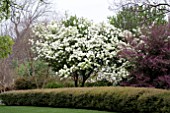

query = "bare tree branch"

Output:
[[110, 0, 170, 13]]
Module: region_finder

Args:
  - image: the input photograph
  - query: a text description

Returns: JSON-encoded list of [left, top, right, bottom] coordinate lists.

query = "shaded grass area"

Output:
[[0, 106, 117, 113]]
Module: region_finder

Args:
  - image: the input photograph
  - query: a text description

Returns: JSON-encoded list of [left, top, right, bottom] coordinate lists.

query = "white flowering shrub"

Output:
[[31, 16, 129, 87]]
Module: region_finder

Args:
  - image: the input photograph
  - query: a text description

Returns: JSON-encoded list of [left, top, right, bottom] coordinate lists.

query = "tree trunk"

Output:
[[81, 80, 85, 87], [81, 76, 87, 87], [74, 75, 78, 87], [81, 70, 93, 87], [42, 65, 50, 88]]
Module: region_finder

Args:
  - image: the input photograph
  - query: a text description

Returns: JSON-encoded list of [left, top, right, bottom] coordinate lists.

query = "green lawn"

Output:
[[0, 106, 117, 113]]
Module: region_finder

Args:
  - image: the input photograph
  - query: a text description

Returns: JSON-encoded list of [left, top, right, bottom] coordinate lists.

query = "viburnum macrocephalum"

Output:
[[31, 16, 129, 87]]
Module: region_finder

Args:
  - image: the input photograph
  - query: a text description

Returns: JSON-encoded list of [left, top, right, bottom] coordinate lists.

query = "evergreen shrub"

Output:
[[1, 87, 170, 113]]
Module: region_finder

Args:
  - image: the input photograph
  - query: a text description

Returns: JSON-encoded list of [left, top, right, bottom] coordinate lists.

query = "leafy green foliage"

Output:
[[44, 81, 74, 88], [0, 36, 14, 59], [108, 6, 167, 32], [44, 82, 64, 88], [62, 15, 90, 36], [14, 77, 37, 90], [1, 87, 170, 113], [0, 0, 11, 21], [85, 79, 112, 87], [14, 60, 54, 77], [0, 0, 44, 21], [13, 60, 55, 89]]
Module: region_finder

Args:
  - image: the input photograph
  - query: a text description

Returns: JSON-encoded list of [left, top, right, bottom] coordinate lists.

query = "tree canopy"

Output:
[[0, 36, 13, 59], [0, 0, 11, 21], [110, 0, 170, 14], [0, 0, 45, 21], [108, 5, 167, 32], [119, 24, 170, 89], [0, 0, 15, 58], [31, 16, 129, 87]]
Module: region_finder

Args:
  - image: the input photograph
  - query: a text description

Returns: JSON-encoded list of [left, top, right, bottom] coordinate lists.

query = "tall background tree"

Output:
[[0, 0, 46, 21], [0, 0, 16, 92], [0, 0, 53, 91], [110, 0, 170, 13], [108, 5, 167, 32]]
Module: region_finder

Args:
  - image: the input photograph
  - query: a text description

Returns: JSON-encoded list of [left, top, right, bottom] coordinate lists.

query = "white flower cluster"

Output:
[[95, 60, 129, 84], [31, 18, 130, 84]]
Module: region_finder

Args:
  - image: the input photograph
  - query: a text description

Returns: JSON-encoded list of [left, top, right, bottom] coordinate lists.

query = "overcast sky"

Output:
[[51, 0, 114, 22]]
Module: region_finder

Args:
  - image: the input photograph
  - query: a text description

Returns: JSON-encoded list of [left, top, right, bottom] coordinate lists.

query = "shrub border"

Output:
[[0, 87, 170, 113]]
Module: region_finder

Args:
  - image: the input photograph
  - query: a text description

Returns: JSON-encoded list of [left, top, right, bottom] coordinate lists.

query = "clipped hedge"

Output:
[[1, 87, 170, 113]]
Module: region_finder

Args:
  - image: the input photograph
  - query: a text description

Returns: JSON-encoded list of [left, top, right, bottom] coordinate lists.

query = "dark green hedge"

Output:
[[0, 87, 170, 113]]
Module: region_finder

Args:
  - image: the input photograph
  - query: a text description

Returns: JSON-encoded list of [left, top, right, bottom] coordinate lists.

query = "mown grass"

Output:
[[0, 106, 117, 113]]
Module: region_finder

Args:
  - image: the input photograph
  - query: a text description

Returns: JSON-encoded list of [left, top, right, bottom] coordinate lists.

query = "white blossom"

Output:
[[31, 17, 130, 85]]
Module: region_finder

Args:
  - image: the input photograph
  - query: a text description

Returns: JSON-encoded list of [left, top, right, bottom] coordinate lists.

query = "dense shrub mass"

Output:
[[85, 79, 112, 87], [119, 24, 170, 89], [1, 87, 170, 113], [14, 77, 37, 90]]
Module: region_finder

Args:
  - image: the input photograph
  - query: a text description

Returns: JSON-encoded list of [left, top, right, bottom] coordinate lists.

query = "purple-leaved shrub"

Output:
[[119, 24, 170, 89]]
